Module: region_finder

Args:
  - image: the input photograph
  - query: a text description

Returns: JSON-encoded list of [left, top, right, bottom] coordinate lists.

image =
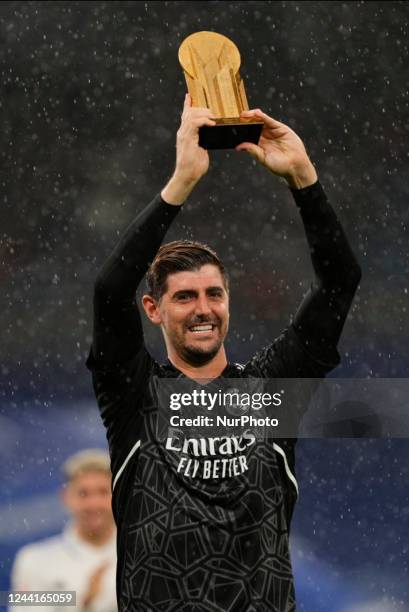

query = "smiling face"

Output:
[[143, 264, 229, 366]]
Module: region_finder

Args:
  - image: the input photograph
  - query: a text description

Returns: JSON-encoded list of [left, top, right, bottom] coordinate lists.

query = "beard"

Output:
[[180, 337, 224, 366], [167, 315, 228, 366]]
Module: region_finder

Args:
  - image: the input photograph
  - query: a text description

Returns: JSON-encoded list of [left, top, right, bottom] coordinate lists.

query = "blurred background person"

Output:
[[10, 449, 117, 612]]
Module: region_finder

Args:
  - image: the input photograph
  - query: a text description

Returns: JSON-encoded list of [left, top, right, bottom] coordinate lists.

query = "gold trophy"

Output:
[[178, 31, 264, 149]]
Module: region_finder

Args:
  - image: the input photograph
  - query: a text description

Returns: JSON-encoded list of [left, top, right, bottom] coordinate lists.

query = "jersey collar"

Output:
[[162, 358, 243, 379]]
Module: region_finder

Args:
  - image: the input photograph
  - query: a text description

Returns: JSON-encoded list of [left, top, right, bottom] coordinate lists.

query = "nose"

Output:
[[195, 293, 212, 317]]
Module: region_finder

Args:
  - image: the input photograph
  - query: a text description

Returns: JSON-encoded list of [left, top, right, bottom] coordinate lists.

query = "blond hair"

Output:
[[62, 448, 111, 482]]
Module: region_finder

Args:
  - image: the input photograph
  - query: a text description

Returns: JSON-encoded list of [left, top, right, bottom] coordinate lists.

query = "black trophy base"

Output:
[[199, 121, 264, 150]]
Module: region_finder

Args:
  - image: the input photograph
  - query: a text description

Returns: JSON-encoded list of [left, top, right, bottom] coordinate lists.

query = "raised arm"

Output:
[[290, 181, 361, 363], [237, 109, 361, 366], [88, 94, 216, 369], [89, 195, 182, 368]]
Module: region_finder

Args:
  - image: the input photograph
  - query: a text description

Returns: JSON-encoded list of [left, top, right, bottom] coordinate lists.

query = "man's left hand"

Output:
[[236, 109, 318, 189]]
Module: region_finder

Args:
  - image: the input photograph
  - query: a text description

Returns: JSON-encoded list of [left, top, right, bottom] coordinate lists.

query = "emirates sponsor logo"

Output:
[[165, 431, 256, 479]]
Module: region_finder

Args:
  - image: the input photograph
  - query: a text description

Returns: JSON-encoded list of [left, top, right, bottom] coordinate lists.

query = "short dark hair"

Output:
[[146, 240, 229, 301]]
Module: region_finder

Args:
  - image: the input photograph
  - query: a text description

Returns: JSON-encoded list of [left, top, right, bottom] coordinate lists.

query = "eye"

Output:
[[176, 292, 193, 301], [208, 289, 223, 299]]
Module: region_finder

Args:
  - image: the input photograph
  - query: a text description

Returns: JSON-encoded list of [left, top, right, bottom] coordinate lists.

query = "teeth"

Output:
[[190, 325, 213, 332]]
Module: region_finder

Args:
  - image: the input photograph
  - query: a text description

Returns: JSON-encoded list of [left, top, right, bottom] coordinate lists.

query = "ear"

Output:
[[142, 294, 162, 325]]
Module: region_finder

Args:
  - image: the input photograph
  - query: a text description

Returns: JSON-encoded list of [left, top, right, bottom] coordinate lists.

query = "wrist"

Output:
[[284, 161, 318, 190], [173, 169, 202, 187], [161, 172, 200, 206]]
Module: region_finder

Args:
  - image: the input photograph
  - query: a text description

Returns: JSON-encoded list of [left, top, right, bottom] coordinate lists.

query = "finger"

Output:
[[181, 94, 191, 117], [235, 142, 265, 163], [189, 106, 216, 117], [195, 113, 217, 123], [184, 116, 217, 129], [182, 108, 217, 123], [241, 109, 282, 128], [188, 117, 216, 129], [180, 118, 216, 136]]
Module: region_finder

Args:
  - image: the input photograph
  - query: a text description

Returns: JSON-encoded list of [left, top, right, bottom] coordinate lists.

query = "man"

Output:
[[86, 94, 361, 611], [11, 449, 117, 612]]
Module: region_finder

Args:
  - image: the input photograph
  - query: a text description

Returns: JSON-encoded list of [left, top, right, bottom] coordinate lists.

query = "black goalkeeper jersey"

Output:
[[86, 181, 361, 612]]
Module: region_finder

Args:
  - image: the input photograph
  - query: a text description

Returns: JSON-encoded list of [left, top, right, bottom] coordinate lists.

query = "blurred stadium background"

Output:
[[1, 2, 408, 610]]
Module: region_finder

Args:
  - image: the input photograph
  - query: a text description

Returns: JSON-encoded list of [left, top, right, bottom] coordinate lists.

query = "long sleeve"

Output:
[[290, 180, 362, 365], [87, 193, 182, 369]]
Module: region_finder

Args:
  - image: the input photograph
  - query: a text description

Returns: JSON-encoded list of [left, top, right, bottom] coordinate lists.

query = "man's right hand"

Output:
[[161, 93, 216, 206], [175, 93, 216, 182], [81, 562, 110, 610]]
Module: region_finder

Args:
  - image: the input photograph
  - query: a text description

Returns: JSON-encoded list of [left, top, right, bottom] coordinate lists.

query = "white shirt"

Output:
[[10, 524, 117, 612]]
